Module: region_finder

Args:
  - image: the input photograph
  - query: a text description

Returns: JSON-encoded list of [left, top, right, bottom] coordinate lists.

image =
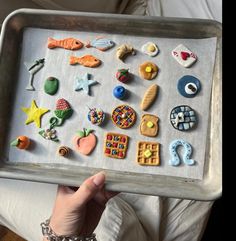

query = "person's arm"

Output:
[[41, 171, 116, 241]]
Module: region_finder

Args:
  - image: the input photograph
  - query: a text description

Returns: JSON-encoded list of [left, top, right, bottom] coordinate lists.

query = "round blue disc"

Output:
[[113, 86, 126, 99], [177, 75, 201, 98]]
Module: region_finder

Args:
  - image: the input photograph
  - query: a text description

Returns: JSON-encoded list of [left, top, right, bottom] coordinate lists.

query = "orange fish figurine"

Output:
[[69, 55, 101, 68], [47, 37, 83, 50]]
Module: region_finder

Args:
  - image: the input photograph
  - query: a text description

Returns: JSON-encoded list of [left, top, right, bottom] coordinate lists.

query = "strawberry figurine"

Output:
[[116, 69, 130, 83], [73, 128, 97, 155]]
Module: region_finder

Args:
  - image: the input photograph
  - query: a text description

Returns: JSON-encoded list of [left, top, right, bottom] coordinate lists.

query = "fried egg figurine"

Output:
[[141, 42, 159, 57]]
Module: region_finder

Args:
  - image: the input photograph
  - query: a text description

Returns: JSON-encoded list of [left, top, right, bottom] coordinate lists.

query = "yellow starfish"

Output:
[[21, 100, 49, 128]]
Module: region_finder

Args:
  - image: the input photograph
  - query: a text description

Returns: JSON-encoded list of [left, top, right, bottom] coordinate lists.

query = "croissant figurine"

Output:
[[116, 44, 136, 61]]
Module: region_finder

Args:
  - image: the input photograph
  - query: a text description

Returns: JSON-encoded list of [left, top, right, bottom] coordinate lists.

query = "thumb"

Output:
[[73, 172, 106, 208]]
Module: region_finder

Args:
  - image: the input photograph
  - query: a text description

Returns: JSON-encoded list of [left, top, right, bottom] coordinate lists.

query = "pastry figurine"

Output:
[[139, 61, 159, 80], [58, 146, 70, 157], [87, 107, 105, 125], [116, 69, 130, 83], [140, 114, 159, 137], [73, 128, 97, 155], [24, 58, 45, 91], [140, 84, 158, 111], [47, 37, 83, 50], [44, 76, 59, 95], [69, 55, 101, 67], [141, 42, 159, 57], [113, 86, 126, 99], [171, 44, 197, 68], [116, 44, 136, 61], [85, 37, 115, 51], [10, 136, 30, 150]]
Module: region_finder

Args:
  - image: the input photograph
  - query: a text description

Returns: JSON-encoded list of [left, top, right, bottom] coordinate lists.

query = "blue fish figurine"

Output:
[[85, 37, 115, 51]]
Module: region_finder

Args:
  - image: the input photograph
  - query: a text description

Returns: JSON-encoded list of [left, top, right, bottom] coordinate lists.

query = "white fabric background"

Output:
[[0, 1, 221, 241]]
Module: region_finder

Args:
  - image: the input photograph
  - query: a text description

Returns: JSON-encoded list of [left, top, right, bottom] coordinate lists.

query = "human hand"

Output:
[[44, 171, 116, 239]]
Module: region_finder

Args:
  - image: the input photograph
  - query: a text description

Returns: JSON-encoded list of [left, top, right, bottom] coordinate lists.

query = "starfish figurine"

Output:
[[74, 73, 98, 95], [21, 100, 49, 128]]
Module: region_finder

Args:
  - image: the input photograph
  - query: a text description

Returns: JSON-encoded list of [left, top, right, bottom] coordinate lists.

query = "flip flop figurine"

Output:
[[39, 98, 73, 142], [24, 58, 45, 91]]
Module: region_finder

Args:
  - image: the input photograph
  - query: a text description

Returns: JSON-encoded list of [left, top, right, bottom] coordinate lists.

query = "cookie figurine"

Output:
[[113, 86, 126, 100], [10, 136, 30, 150], [116, 44, 136, 61], [58, 146, 70, 157], [141, 42, 159, 57], [44, 77, 59, 95], [74, 73, 98, 95], [139, 61, 159, 80], [177, 75, 201, 98], [104, 132, 129, 159], [73, 128, 97, 155], [116, 69, 130, 83], [111, 105, 136, 129], [140, 84, 158, 111], [136, 141, 160, 166], [87, 107, 105, 125], [47, 37, 83, 50], [140, 114, 159, 137], [172, 44, 197, 68], [170, 105, 197, 131]]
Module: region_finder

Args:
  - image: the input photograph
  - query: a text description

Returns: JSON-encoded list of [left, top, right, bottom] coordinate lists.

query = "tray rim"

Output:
[[0, 8, 222, 201]]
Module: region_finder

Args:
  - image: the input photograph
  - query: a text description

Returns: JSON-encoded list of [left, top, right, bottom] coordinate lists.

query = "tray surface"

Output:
[[0, 9, 222, 200]]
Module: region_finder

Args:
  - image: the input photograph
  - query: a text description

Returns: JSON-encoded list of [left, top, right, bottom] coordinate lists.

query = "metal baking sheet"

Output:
[[0, 9, 222, 200]]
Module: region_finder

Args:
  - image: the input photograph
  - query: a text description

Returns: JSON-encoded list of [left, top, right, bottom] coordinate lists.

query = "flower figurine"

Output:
[[39, 128, 59, 142]]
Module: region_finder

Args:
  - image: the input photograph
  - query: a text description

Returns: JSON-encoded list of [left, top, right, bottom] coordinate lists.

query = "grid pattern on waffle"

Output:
[[136, 141, 160, 166], [111, 105, 136, 129], [104, 132, 129, 159]]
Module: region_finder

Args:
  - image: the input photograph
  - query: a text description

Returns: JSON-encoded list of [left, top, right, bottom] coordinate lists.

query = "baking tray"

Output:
[[0, 9, 222, 200]]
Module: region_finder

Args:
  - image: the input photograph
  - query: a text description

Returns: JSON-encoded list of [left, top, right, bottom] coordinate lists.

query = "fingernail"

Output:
[[93, 172, 106, 187]]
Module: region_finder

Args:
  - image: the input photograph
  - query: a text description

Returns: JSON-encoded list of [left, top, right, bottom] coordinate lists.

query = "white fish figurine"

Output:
[[85, 37, 115, 51], [24, 58, 45, 91]]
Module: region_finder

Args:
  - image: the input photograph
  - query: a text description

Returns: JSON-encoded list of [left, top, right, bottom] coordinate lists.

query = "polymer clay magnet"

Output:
[[85, 37, 115, 51], [104, 132, 129, 159], [111, 105, 136, 129], [58, 146, 70, 157], [44, 77, 59, 95], [139, 114, 159, 137], [177, 75, 201, 98], [24, 58, 45, 91], [116, 44, 136, 62], [74, 73, 98, 95], [113, 86, 127, 100], [139, 61, 159, 80], [136, 141, 160, 166], [116, 69, 130, 83], [73, 128, 97, 155], [170, 105, 197, 131], [172, 44, 197, 68], [140, 84, 158, 111], [169, 139, 195, 166], [141, 42, 159, 57], [21, 100, 49, 128], [69, 55, 101, 67], [47, 37, 83, 50], [87, 108, 105, 125], [10, 136, 30, 150]]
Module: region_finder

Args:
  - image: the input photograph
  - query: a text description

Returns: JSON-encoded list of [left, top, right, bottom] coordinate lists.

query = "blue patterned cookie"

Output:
[[170, 105, 197, 131], [177, 75, 201, 98]]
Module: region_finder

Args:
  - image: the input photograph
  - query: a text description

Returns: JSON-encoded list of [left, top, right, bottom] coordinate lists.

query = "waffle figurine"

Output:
[[111, 105, 136, 129], [104, 132, 129, 159], [136, 141, 160, 166]]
